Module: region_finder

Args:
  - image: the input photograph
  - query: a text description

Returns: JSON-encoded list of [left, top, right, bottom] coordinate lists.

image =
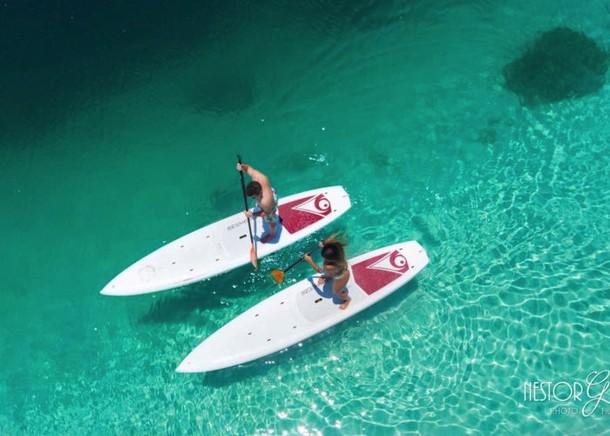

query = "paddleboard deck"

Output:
[[100, 186, 351, 296], [176, 240, 429, 373]]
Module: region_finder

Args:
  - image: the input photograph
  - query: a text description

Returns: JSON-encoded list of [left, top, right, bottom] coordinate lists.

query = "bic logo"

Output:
[[366, 250, 409, 274], [291, 194, 332, 217]]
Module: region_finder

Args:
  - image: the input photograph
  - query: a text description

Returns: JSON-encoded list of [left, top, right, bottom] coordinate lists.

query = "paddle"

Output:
[[237, 154, 258, 269], [270, 232, 339, 285]]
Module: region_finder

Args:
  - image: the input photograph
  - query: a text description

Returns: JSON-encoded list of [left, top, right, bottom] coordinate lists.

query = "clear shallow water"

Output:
[[1, 0, 609, 434]]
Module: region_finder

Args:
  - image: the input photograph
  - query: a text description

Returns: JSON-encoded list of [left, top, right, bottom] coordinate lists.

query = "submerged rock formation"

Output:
[[503, 27, 609, 106]]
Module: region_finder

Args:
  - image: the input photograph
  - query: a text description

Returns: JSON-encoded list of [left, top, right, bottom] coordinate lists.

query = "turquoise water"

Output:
[[2, 0, 609, 434]]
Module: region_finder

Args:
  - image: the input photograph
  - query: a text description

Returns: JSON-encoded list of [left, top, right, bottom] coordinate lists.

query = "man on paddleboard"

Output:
[[236, 162, 279, 243]]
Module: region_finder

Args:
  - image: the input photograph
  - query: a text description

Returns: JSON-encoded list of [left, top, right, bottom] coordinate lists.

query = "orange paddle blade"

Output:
[[270, 270, 284, 285], [250, 244, 258, 270]]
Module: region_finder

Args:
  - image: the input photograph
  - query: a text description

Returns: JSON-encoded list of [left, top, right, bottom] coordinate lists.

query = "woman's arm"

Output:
[[303, 254, 321, 273]]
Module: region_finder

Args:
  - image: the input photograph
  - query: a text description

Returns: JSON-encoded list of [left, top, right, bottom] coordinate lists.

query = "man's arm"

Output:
[[237, 163, 269, 185], [245, 165, 269, 186], [238, 163, 274, 213]]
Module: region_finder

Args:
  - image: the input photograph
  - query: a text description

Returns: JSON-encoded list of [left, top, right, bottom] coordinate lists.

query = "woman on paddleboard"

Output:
[[304, 238, 351, 310], [236, 162, 279, 243]]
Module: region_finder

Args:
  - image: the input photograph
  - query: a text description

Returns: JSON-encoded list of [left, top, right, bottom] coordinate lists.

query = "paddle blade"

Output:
[[250, 244, 258, 270], [270, 269, 284, 285]]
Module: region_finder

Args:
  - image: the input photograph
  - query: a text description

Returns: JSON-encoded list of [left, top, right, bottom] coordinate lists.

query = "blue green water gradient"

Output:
[[1, 0, 609, 434]]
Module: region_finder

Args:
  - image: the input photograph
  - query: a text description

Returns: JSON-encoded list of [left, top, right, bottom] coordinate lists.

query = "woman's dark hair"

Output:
[[320, 236, 347, 265], [246, 181, 262, 197], [321, 244, 340, 261]]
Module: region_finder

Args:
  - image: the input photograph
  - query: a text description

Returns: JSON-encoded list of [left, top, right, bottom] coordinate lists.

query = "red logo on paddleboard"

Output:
[[351, 250, 409, 295], [278, 193, 332, 234]]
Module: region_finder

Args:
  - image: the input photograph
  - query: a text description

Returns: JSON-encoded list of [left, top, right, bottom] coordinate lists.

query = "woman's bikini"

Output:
[[322, 260, 348, 279]]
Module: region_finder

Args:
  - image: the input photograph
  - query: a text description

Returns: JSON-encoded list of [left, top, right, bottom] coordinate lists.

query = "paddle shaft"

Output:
[[237, 155, 255, 244], [282, 251, 312, 274], [280, 231, 340, 273]]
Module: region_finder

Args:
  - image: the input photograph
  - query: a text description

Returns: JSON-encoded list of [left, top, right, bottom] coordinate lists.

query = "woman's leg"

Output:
[[332, 271, 351, 309]]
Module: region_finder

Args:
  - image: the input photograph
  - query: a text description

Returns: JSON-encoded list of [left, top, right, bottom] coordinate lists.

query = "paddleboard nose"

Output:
[[175, 358, 203, 373], [100, 281, 130, 296], [175, 361, 191, 373], [176, 348, 227, 373], [100, 284, 117, 295]]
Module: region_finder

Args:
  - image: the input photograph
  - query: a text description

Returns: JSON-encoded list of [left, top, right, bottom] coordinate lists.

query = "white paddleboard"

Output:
[[100, 186, 351, 296], [176, 240, 429, 373]]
